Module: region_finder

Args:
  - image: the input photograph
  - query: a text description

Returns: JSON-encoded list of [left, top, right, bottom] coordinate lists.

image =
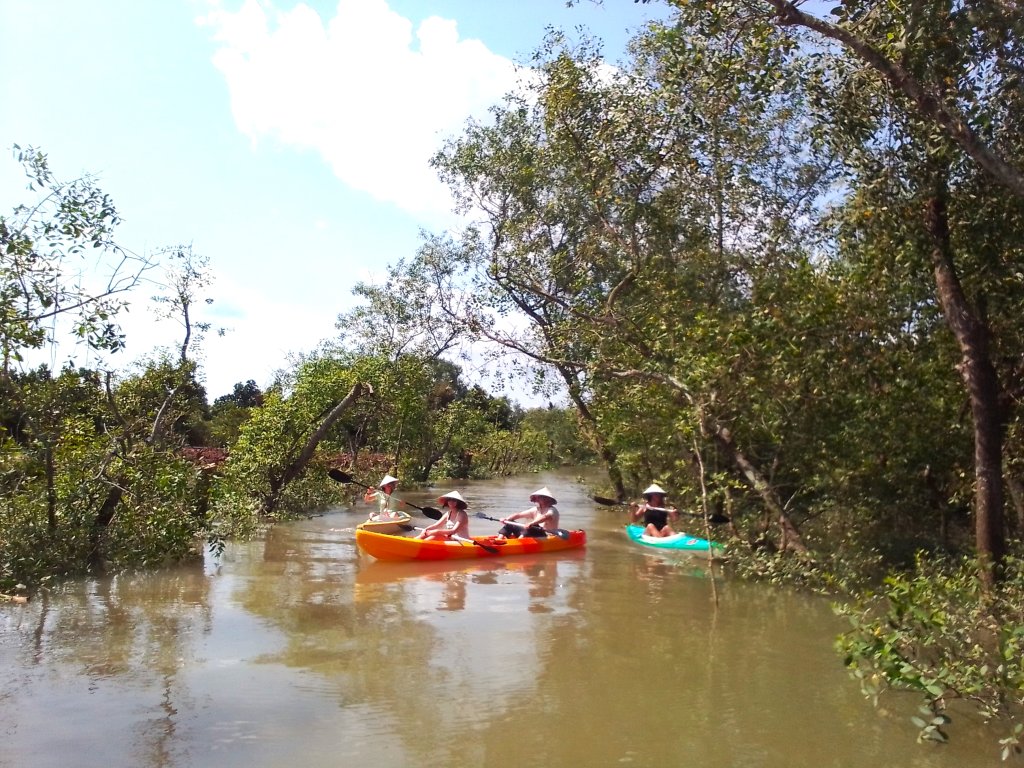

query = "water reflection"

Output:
[[2, 562, 214, 768], [0, 469, 1008, 768]]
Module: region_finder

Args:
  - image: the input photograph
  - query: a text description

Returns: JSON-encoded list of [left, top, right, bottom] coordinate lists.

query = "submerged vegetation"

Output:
[[3, 0, 1024, 757]]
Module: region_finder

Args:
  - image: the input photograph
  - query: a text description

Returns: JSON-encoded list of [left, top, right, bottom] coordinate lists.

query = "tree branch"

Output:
[[766, 0, 1024, 197]]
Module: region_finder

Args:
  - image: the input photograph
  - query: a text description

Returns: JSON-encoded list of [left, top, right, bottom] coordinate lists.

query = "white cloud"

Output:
[[73, 273, 334, 397], [197, 0, 524, 219], [18, 270, 341, 400], [182, 276, 340, 396]]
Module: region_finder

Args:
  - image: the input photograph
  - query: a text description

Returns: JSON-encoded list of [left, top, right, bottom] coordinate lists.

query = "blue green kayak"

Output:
[[625, 524, 722, 552]]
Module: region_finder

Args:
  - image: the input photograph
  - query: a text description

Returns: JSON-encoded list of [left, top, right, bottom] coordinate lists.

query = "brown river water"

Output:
[[0, 469, 1007, 767]]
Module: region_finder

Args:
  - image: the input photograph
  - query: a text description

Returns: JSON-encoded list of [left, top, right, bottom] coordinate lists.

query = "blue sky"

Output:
[[0, 0, 671, 402]]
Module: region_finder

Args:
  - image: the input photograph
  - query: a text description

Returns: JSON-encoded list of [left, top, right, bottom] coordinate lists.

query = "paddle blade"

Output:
[[592, 495, 624, 507], [421, 506, 443, 520], [328, 468, 352, 483], [472, 540, 501, 554]]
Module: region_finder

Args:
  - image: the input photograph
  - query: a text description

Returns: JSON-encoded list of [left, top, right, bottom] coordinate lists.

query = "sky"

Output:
[[0, 0, 671, 403]]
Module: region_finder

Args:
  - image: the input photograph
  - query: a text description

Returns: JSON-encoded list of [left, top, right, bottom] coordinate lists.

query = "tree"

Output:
[[0, 145, 152, 376], [641, 0, 1024, 585], [334, 256, 465, 361], [207, 380, 265, 447], [214, 379, 265, 409], [224, 356, 371, 516], [427, 28, 838, 549], [151, 244, 222, 363]]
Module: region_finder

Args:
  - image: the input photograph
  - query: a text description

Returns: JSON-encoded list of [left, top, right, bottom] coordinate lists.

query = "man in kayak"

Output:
[[415, 491, 470, 540], [498, 487, 560, 538], [363, 474, 404, 521], [631, 483, 678, 537]]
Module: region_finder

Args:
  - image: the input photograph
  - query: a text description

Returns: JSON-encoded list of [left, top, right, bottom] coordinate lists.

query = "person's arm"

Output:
[[631, 503, 646, 521], [531, 509, 554, 528], [422, 511, 449, 534], [501, 507, 533, 524]]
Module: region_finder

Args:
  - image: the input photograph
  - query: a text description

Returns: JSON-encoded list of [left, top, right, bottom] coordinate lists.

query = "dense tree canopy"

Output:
[[3, 3, 1022, 754]]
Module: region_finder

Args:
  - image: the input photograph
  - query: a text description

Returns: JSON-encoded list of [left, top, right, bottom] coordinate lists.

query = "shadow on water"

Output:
[[0, 468, 1010, 767]]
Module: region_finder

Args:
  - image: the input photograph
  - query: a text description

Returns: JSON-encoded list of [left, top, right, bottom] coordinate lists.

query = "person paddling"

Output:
[[363, 474, 404, 521], [415, 491, 470, 540], [498, 487, 560, 538], [631, 483, 678, 538]]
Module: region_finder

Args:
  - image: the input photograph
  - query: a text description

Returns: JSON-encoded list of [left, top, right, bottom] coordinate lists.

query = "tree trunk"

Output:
[[711, 422, 810, 556], [564, 376, 626, 499], [768, 0, 1024, 199], [263, 383, 369, 515], [90, 484, 124, 570], [44, 442, 57, 534], [925, 178, 1006, 587]]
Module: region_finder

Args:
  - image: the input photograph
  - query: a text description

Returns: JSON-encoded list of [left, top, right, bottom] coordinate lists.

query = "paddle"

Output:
[[328, 468, 443, 519], [406, 527, 500, 554], [472, 512, 571, 540], [591, 495, 729, 525]]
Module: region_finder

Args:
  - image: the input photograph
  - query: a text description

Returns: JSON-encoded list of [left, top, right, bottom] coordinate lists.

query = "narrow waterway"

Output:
[[0, 469, 1004, 767]]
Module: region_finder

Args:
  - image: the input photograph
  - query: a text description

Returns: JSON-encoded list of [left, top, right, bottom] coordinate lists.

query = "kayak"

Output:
[[625, 524, 722, 552], [355, 528, 587, 561], [356, 511, 413, 535]]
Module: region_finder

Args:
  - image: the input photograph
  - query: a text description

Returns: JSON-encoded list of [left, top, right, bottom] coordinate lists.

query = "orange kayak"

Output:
[[355, 528, 586, 561]]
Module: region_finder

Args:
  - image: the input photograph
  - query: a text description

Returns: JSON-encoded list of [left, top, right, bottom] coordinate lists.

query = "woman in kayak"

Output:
[[631, 483, 678, 537], [415, 490, 470, 540], [363, 473, 404, 521], [498, 487, 560, 538]]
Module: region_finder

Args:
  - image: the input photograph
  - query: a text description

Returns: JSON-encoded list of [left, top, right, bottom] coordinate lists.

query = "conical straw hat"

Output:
[[642, 483, 667, 498], [530, 487, 557, 505], [437, 490, 468, 509]]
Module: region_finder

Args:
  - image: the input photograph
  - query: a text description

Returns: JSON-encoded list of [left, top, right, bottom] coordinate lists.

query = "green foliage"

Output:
[[0, 363, 215, 592], [214, 355, 381, 518], [214, 379, 265, 409], [521, 407, 596, 466], [0, 147, 233, 592], [835, 552, 1024, 754], [115, 356, 211, 446], [205, 400, 251, 448], [1, 145, 152, 367]]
